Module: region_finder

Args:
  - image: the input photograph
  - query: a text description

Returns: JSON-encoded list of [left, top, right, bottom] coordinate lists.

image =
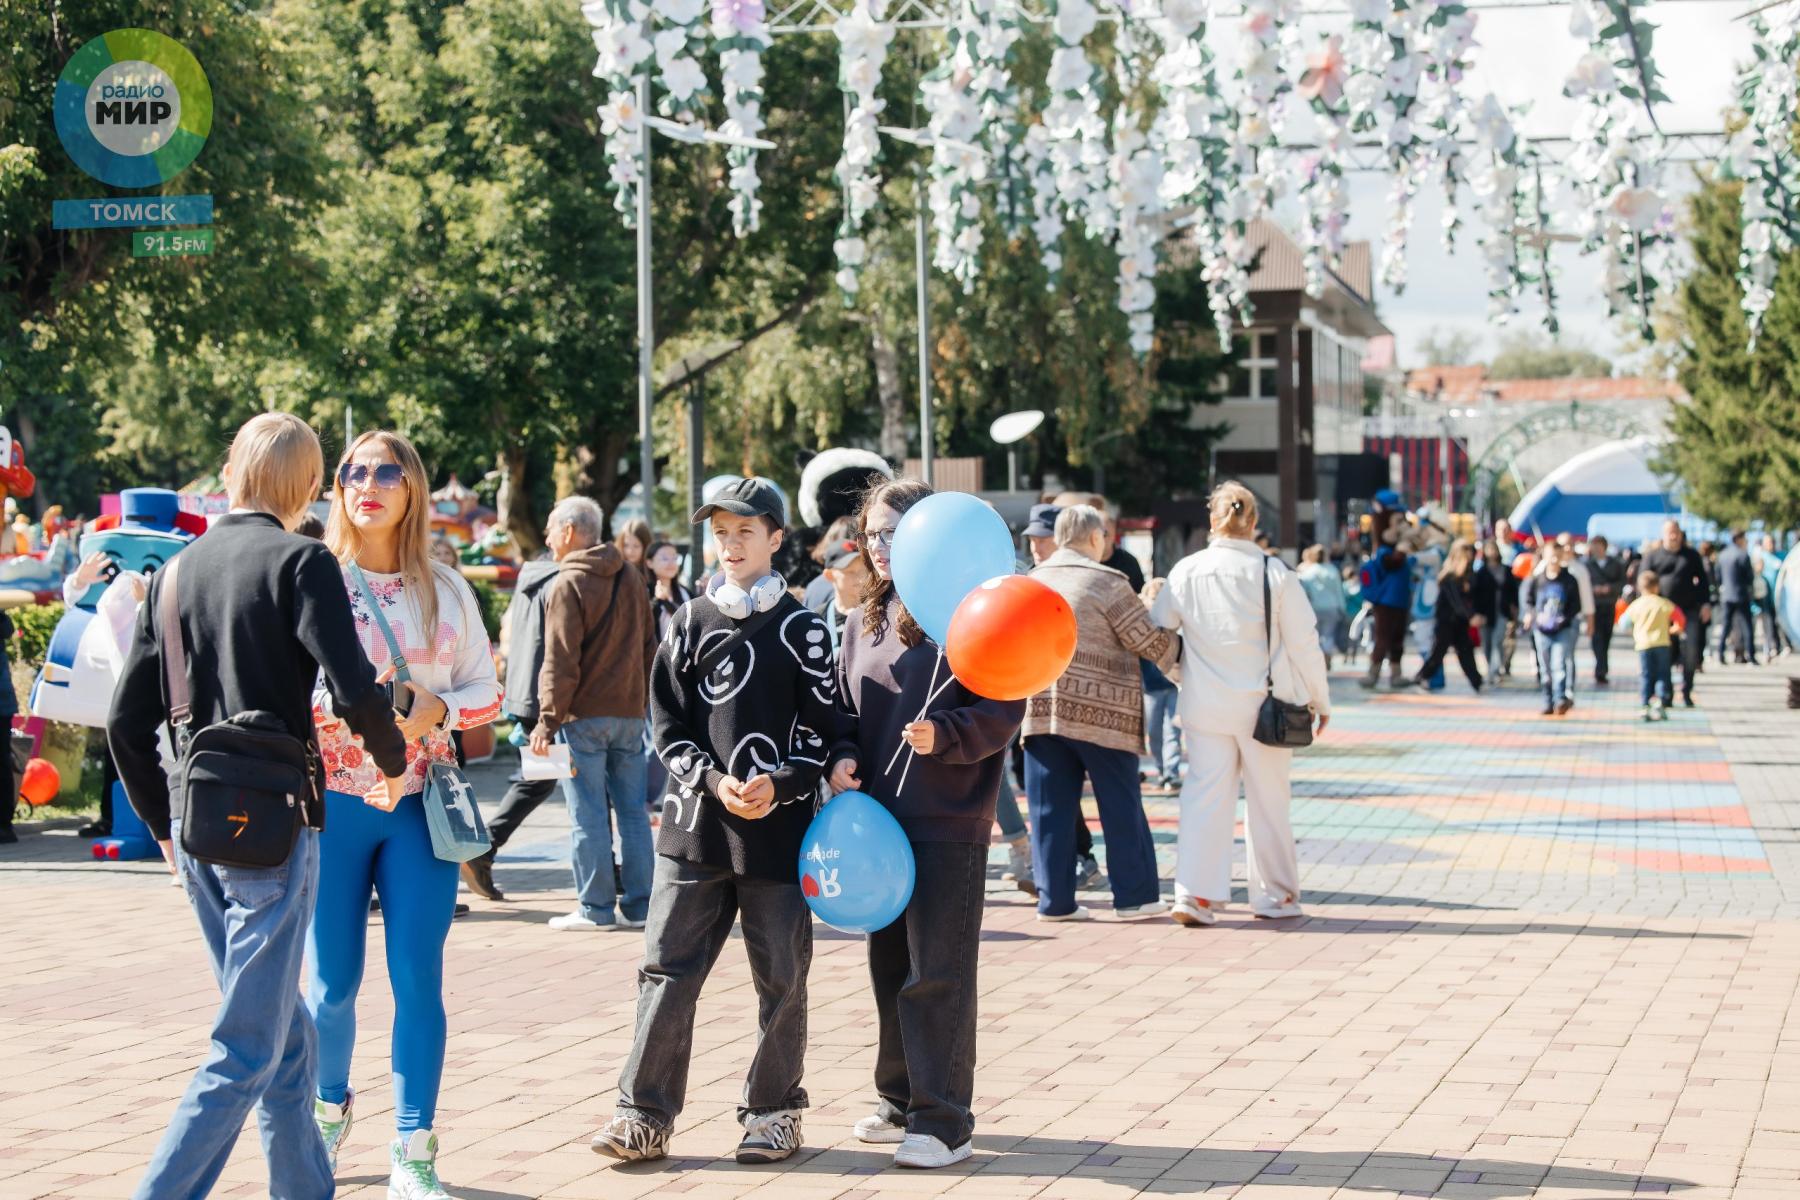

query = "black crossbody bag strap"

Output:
[[159, 556, 192, 738], [694, 600, 786, 681], [1261, 554, 1276, 692]]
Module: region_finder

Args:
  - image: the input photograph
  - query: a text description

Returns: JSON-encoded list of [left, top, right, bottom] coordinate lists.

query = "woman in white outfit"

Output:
[[1147, 482, 1331, 926]]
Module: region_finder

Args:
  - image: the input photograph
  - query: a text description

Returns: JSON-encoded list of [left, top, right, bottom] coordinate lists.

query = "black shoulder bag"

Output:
[[162, 555, 317, 868], [1252, 556, 1316, 750]]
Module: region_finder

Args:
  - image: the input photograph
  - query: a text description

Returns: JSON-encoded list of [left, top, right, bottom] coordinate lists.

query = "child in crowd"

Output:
[[1620, 570, 1677, 722], [592, 478, 845, 1166]]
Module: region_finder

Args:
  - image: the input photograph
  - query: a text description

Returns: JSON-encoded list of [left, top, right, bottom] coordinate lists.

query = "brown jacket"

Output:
[[1023, 548, 1178, 754], [536, 544, 656, 735]]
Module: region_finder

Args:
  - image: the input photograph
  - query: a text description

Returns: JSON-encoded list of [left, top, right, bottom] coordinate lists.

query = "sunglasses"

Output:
[[338, 462, 406, 491], [862, 528, 896, 549]]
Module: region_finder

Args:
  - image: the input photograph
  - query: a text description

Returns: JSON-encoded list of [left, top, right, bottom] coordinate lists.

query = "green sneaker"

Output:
[[389, 1130, 450, 1200], [314, 1089, 353, 1173]]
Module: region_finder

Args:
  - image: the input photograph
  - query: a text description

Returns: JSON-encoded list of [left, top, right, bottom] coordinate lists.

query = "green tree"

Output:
[[1487, 330, 1612, 380], [1415, 326, 1480, 367], [1, 0, 338, 508], [1659, 178, 1800, 529]]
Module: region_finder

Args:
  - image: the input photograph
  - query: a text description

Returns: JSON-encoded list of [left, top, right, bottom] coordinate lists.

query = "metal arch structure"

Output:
[[1464, 401, 1662, 527]]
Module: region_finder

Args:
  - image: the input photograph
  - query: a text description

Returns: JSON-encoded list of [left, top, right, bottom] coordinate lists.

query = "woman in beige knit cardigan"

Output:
[[1023, 505, 1179, 922]]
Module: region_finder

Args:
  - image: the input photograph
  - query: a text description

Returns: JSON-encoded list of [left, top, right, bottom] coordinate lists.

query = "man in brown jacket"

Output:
[[529, 496, 659, 931]]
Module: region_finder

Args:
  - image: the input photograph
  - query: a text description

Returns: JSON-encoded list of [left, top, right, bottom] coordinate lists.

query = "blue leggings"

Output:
[[305, 790, 457, 1134]]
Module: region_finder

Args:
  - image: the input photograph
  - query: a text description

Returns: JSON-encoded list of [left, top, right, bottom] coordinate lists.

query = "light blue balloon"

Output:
[[889, 492, 1016, 644], [1777, 553, 1800, 648], [798, 791, 915, 934]]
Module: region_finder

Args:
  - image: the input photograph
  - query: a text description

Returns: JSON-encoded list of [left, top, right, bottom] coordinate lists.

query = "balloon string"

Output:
[[885, 646, 944, 775]]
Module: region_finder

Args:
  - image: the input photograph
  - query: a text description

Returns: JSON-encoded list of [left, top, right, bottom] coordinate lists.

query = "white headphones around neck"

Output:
[[706, 572, 786, 620]]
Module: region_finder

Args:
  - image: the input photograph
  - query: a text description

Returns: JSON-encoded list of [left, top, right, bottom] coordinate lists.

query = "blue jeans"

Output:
[[1639, 645, 1673, 705], [136, 824, 334, 1200], [561, 715, 653, 923], [306, 791, 458, 1134], [1534, 626, 1579, 705], [1023, 734, 1162, 917], [1144, 687, 1183, 781]]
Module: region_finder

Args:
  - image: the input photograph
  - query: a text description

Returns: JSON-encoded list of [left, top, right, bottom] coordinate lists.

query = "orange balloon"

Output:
[[946, 575, 1078, 701], [1512, 552, 1536, 580], [1614, 597, 1629, 622], [1671, 606, 1687, 633], [21, 758, 60, 807]]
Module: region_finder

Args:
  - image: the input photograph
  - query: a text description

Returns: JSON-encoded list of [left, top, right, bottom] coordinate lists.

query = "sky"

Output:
[[1204, 1, 1753, 371]]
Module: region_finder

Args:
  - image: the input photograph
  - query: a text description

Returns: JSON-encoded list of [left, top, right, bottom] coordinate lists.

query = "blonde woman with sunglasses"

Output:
[[305, 431, 501, 1199]]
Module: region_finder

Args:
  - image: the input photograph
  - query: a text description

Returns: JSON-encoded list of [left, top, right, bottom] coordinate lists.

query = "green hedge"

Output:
[[13, 603, 65, 671], [466, 579, 504, 644]]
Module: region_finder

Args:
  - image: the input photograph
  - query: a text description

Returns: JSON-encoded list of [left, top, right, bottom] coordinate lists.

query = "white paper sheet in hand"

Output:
[[519, 744, 573, 780]]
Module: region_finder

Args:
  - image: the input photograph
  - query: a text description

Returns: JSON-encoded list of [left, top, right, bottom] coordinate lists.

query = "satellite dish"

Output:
[[989, 410, 1045, 445]]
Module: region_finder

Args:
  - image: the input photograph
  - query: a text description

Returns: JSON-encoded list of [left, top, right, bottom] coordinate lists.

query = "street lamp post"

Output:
[[630, 97, 776, 517], [877, 127, 986, 492]]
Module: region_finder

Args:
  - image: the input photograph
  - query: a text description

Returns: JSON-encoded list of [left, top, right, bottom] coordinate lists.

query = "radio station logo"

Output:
[[54, 29, 212, 189]]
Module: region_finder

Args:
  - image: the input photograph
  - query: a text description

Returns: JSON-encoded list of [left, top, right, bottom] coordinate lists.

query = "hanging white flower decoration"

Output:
[[832, 0, 894, 301], [1728, 2, 1800, 346], [583, 0, 654, 227], [1110, 4, 1165, 357], [1564, 0, 1671, 338], [1043, 0, 1111, 240], [1228, 0, 1298, 285], [652, 0, 711, 121], [713, 0, 771, 236], [1297, 33, 1350, 298], [923, 0, 991, 292]]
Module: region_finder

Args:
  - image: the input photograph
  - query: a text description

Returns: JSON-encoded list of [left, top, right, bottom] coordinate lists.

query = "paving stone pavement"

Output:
[[5, 655, 1800, 1199]]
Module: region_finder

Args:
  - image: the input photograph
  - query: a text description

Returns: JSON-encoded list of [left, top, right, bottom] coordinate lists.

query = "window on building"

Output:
[[1228, 330, 1280, 401]]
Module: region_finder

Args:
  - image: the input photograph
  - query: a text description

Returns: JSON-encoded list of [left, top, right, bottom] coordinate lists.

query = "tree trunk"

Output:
[[869, 317, 907, 462], [496, 445, 540, 556]]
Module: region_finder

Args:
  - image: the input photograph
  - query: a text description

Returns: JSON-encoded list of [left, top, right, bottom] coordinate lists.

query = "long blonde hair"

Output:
[[326, 430, 445, 639]]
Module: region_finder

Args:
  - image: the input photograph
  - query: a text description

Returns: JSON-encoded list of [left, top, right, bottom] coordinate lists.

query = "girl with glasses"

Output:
[[306, 431, 501, 1199]]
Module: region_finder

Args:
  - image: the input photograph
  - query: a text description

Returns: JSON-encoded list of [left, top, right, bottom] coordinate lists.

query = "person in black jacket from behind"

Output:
[[1415, 539, 1484, 691], [109, 413, 407, 1200], [1643, 519, 1712, 706]]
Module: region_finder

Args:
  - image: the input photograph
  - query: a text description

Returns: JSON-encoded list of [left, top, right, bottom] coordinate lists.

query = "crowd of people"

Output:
[[1288, 510, 1788, 719], [95, 411, 1795, 1199]]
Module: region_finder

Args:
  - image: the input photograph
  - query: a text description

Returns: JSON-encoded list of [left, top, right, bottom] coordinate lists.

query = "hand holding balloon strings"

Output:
[[884, 648, 946, 775]]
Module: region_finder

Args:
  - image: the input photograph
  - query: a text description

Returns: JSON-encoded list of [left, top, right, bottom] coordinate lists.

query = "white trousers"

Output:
[[1176, 730, 1301, 913]]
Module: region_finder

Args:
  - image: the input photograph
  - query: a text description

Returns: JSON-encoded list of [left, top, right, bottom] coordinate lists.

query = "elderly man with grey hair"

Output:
[[531, 496, 660, 931], [1022, 504, 1179, 922]]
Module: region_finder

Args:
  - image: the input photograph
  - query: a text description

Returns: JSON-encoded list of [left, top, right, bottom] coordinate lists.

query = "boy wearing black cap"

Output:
[[591, 478, 844, 1167]]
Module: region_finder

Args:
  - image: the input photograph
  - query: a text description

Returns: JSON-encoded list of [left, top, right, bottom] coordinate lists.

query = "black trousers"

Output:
[[1591, 608, 1617, 681], [1675, 607, 1705, 698], [1718, 600, 1757, 662], [868, 841, 986, 1149], [1369, 604, 1408, 671], [1417, 617, 1482, 689], [0, 729, 14, 834], [482, 715, 558, 861]]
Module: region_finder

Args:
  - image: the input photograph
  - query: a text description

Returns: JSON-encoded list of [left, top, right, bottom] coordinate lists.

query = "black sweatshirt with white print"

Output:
[[650, 590, 849, 880]]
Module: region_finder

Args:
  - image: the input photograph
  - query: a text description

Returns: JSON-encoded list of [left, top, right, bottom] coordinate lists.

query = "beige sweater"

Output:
[[1023, 549, 1179, 753]]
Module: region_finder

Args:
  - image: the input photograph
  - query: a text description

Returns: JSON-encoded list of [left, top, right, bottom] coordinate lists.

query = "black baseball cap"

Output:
[[692, 477, 786, 526], [1023, 503, 1061, 539]]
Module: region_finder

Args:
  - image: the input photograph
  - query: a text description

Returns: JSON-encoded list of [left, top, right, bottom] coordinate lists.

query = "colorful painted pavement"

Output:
[[1130, 654, 1788, 918]]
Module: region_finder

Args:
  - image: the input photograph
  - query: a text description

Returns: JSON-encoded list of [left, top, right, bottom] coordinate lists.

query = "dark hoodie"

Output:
[[536, 542, 656, 737], [503, 558, 561, 721], [828, 597, 1025, 845]]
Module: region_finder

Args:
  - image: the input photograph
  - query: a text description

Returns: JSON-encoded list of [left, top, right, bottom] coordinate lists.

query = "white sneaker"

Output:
[[1170, 898, 1217, 927], [894, 1133, 972, 1169], [1115, 901, 1169, 921], [548, 911, 609, 931], [853, 1113, 907, 1144], [1036, 906, 1091, 923], [314, 1089, 354, 1173], [1253, 903, 1305, 920], [388, 1130, 450, 1200], [617, 914, 646, 930]]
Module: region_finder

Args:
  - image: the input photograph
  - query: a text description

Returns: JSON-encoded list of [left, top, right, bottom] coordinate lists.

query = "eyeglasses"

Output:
[[338, 463, 406, 491], [863, 528, 896, 549]]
